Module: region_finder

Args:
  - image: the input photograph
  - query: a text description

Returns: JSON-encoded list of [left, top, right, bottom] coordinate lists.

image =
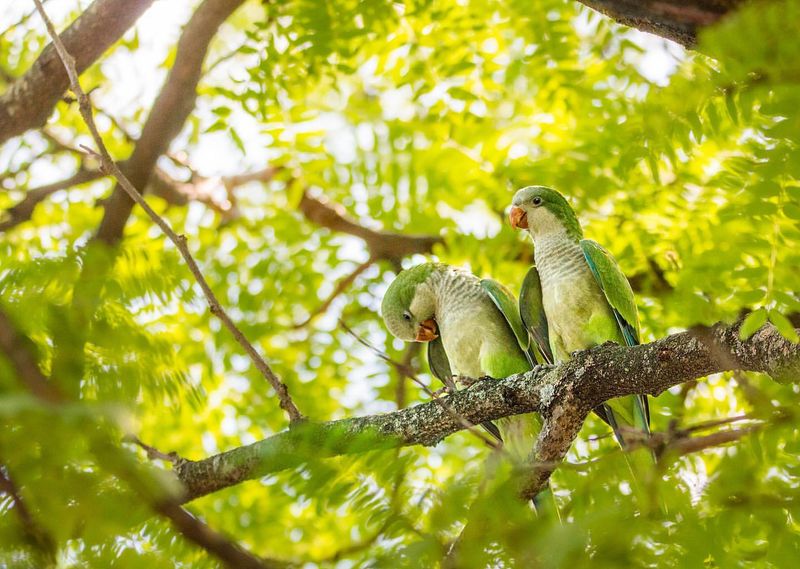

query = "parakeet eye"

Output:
[[532, 196, 543, 206], [402, 312, 412, 321]]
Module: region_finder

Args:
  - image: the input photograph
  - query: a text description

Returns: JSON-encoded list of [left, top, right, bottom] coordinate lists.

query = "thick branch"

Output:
[[94, 0, 246, 245], [575, 0, 744, 48], [299, 191, 442, 263], [0, 0, 155, 144], [175, 321, 800, 503]]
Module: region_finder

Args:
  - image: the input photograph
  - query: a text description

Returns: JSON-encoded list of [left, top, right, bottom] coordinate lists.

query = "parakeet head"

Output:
[[509, 186, 583, 240], [381, 263, 440, 343]]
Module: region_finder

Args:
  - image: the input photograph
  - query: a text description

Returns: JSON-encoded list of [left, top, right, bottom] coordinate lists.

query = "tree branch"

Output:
[[293, 258, 374, 328], [33, 0, 303, 425], [0, 463, 57, 560], [0, 303, 285, 569], [150, 500, 286, 569], [299, 190, 443, 264], [0, 167, 104, 232], [0, 0, 156, 145], [174, 320, 800, 503], [574, 0, 744, 48], [93, 0, 246, 246], [0, 310, 63, 403]]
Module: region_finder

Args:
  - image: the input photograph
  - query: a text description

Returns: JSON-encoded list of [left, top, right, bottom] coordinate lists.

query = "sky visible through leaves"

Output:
[[1, 0, 800, 567]]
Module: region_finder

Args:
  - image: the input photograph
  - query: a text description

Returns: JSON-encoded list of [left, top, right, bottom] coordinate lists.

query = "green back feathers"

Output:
[[579, 240, 641, 345], [480, 278, 536, 367], [519, 267, 553, 365], [579, 239, 651, 436]]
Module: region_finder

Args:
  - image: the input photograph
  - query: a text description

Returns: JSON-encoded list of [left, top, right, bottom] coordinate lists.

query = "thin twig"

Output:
[[681, 414, 752, 434], [122, 435, 183, 464], [667, 426, 760, 456], [293, 258, 374, 328], [338, 318, 502, 450], [33, 0, 303, 425]]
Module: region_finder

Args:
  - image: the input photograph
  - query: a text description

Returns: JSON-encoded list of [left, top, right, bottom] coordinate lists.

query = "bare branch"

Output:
[[299, 190, 442, 264], [574, 0, 744, 48], [33, 0, 303, 425], [0, 0, 156, 144], [151, 501, 286, 569], [174, 320, 799, 503], [93, 0, 246, 245], [148, 168, 237, 219], [0, 168, 105, 232], [665, 425, 759, 456], [293, 258, 375, 328], [123, 435, 183, 464]]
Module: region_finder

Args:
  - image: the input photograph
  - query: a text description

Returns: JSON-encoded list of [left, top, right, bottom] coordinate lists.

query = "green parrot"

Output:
[[508, 186, 650, 451], [380, 262, 544, 459]]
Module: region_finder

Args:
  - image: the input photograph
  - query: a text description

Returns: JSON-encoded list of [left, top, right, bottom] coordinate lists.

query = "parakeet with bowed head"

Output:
[[509, 186, 650, 450], [381, 262, 544, 458]]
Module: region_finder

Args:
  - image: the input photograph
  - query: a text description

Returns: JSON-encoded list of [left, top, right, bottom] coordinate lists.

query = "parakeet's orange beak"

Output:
[[509, 206, 528, 229], [415, 319, 438, 342]]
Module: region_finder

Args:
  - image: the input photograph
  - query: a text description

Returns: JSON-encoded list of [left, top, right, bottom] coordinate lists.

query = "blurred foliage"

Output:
[[1, 0, 800, 567]]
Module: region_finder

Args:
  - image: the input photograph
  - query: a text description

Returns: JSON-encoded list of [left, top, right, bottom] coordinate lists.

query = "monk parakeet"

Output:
[[381, 263, 544, 458], [509, 186, 650, 450]]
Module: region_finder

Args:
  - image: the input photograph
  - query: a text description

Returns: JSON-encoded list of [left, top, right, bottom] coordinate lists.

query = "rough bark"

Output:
[[0, 0, 155, 145], [175, 320, 800, 503], [575, 0, 745, 48], [94, 0, 245, 245]]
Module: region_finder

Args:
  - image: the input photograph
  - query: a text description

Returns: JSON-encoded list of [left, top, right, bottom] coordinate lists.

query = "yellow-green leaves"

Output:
[[740, 308, 799, 343], [769, 310, 800, 343], [739, 308, 768, 340]]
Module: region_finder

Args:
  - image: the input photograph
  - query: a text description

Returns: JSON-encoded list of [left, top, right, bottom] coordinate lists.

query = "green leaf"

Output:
[[769, 310, 799, 343], [783, 202, 800, 220], [739, 308, 768, 340]]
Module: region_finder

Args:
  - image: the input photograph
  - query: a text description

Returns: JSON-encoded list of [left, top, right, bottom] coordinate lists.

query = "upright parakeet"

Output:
[[380, 263, 544, 459], [509, 186, 650, 450]]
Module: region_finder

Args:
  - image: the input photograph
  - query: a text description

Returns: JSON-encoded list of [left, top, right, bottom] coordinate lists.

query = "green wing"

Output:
[[427, 336, 456, 391], [519, 267, 553, 365], [580, 240, 650, 432], [480, 278, 535, 368], [580, 240, 640, 345], [427, 337, 502, 443]]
